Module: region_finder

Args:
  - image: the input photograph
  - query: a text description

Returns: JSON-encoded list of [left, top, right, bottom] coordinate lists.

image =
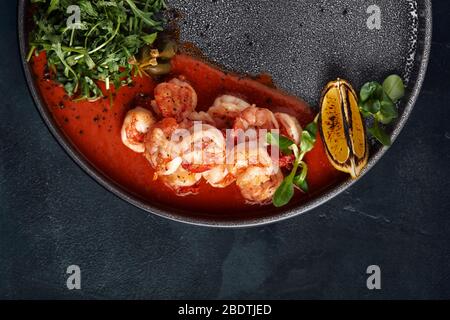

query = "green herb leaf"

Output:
[[383, 74, 405, 103], [47, 0, 59, 14], [142, 32, 158, 45], [272, 120, 318, 207], [293, 176, 309, 193], [358, 74, 404, 147], [293, 161, 309, 193], [359, 108, 372, 118], [267, 132, 295, 155], [360, 99, 381, 114], [360, 81, 383, 102], [376, 95, 398, 125], [29, 0, 167, 101], [368, 121, 392, 146], [300, 130, 316, 153], [273, 176, 295, 207], [305, 121, 318, 137]]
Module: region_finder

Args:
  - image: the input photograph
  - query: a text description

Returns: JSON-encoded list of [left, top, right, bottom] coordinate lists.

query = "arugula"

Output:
[[359, 74, 405, 146], [28, 0, 167, 101], [268, 120, 318, 207]]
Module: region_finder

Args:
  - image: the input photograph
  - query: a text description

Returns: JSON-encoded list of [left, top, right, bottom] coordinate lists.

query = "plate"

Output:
[[18, 0, 432, 227]]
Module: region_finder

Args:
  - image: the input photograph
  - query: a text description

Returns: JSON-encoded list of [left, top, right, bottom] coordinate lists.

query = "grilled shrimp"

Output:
[[188, 111, 217, 126], [208, 95, 251, 128], [161, 167, 202, 196], [236, 167, 283, 204], [145, 120, 227, 188], [275, 113, 302, 145], [178, 124, 226, 171], [144, 118, 183, 176], [152, 77, 198, 122], [121, 107, 156, 153], [202, 165, 236, 188], [227, 142, 274, 176], [234, 106, 279, 132], [226, 142, 282, 204], [144, 118, 201, 195]]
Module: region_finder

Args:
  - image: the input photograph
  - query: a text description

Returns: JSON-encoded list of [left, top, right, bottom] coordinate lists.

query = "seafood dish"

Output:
[[21, 0, 428, 221]]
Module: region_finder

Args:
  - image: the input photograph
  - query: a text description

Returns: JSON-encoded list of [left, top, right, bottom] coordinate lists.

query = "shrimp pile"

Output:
[[121, 76, 303, 205]]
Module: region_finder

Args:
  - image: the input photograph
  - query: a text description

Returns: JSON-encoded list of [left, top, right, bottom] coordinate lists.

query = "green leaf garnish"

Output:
[[368, 121, 392, 146], [266, 132, 295, 155], [293, 176, 309, 193], [28, 0, 167, 102], [376, 95, 398, 125], [360, 81, 383, 102], [293, 161, 309, 193], [383, 74, 405, 103], [360, 99, 381, 114], [142, 32, 158, 45], [305, 121, 318, 137], [359, 74, 405, 147], [269, 121, 318, 207], [273, 176, 295, 207], [300, 130, 316, 153], [47, 0, 60, 14]]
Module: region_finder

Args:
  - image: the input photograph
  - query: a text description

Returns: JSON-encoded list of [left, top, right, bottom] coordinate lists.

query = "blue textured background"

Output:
[[1, 1, 449, 299]]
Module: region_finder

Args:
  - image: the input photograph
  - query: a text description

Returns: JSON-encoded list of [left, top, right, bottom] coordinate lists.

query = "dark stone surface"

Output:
[[0, 0, 449, 299], [169, 0, 420, 105]]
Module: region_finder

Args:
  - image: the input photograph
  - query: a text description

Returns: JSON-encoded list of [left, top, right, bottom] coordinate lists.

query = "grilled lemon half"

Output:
[[319, 79, 369, 179]]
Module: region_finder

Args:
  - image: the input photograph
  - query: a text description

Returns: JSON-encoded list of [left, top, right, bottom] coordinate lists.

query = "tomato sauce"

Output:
[[30, 52, 344, 216]]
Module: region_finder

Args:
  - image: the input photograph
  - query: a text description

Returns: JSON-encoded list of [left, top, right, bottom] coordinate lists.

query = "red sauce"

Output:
[[30, 52, 344, 217]]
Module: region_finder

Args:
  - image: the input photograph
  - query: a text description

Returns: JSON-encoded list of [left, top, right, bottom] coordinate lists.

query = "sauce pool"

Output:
[[30, 52, 344, 217]]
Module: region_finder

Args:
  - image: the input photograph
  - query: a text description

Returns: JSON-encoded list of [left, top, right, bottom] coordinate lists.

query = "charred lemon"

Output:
[[319, 79, 369, 179]]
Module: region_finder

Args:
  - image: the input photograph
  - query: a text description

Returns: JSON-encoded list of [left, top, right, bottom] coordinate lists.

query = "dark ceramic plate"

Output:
[[18, 0, 432, 227]]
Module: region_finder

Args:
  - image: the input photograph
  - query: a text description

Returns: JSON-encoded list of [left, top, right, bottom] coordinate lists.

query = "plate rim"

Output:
[[17, 0, 433, 228]]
